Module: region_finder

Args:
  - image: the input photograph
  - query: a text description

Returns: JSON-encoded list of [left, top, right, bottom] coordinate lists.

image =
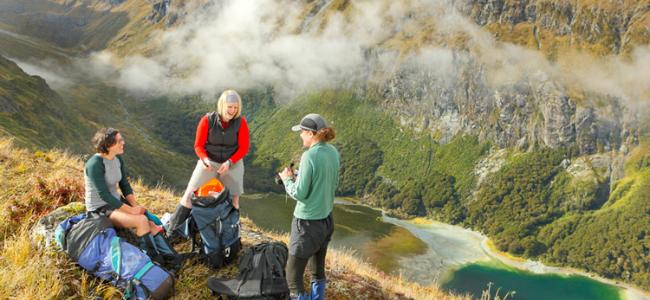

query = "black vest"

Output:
[[205, 112, 241, 163]]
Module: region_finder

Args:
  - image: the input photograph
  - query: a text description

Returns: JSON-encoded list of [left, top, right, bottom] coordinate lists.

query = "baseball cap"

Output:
[[291, 113, 328, 132]]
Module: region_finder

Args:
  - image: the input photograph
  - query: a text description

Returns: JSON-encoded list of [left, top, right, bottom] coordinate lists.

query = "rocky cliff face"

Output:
[[375, 50, 637, 155], [297, 0, 643, 155], [455, 0, 650, 55]]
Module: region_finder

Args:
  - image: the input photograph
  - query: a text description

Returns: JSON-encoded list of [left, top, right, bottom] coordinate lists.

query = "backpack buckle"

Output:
[[224, 247, 231, 257]]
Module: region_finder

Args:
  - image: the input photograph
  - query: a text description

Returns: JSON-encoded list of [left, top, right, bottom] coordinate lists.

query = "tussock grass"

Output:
[[0, 136, 465, 299], [0, 138, 84, 242]]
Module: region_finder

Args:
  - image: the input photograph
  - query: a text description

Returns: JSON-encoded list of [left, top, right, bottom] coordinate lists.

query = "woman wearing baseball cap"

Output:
[[278, 113, 340, 300]]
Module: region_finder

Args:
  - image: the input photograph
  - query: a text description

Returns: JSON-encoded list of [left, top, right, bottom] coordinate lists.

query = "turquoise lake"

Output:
[[240, 194, 625, 300], [442, 261, 621, 300]]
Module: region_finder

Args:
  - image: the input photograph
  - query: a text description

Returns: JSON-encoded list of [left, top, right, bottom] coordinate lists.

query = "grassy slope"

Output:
[[0, 55, 90, 150], [57, 81, 197, 188], [0, 0, 155, 53], [0, 137, 465, 300]]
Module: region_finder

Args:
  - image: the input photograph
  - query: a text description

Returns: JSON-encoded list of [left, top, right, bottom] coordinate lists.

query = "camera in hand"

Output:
[[274, 162, 295, 185]]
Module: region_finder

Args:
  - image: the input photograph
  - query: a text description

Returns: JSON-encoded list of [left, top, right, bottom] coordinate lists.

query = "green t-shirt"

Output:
[[283, 142, 340, 220]]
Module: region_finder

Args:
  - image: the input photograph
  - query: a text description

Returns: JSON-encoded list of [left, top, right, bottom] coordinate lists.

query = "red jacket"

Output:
[[194, 115, 250, 164]]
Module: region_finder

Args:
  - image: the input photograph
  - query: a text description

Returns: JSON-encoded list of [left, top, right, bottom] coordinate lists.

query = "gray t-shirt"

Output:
[[85, 154, 123, 211]]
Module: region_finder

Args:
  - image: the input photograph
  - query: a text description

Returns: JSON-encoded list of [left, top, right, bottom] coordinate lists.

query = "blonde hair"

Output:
[[216, 89, 242, 119]]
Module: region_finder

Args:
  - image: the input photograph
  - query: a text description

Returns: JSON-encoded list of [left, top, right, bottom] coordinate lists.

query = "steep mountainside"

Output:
[[0, 0, 648, 292], [376, 54, 636, 155], [289, 0, 645, 156], [0, 54, 89, 150]]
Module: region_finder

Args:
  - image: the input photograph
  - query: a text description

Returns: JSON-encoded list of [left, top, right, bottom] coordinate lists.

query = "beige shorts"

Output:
[[186, 159, 244, 195]]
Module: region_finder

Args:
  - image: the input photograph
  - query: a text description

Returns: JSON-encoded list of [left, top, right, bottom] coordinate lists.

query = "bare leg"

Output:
[[109, 211, 150, 236], [180, 160, 217, 208], [232, 194, 239, 209], [180, 188, 194, 208]]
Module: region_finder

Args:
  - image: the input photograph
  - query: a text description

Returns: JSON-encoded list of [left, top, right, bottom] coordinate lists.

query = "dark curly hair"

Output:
[[92, 127, 119, 154]]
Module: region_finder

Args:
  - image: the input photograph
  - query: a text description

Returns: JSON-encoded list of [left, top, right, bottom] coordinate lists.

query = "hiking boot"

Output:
[[310, 279, 326, 300], [153, 232, 178, 256], [166, 204, 191, 244]]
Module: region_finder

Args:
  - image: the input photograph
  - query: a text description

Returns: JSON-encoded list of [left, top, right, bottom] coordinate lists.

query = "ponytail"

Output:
[[315, 127, 335, 143]]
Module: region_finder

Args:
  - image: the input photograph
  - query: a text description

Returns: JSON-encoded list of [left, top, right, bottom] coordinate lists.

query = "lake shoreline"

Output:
[[401, 216, 650, 300], [252, 196, 650, 299], [476, 236, 650, 300]]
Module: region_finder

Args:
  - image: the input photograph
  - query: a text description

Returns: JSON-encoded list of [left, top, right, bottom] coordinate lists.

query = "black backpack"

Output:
[[207, 242, 290, 299]]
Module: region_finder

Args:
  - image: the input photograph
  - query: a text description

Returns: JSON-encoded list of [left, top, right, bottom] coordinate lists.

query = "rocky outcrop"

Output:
[[105, 0, 125, 5], [31, 202, 85, 249], [148, 0, 171, 23], [376, 50, 635, 154], [456, 0, 650, 54]]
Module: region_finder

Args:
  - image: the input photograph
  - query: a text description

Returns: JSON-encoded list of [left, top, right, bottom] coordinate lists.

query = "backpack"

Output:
[[55, 213, 174, 300], [207, 242, 290, 299], [176, 188, 241, 268]]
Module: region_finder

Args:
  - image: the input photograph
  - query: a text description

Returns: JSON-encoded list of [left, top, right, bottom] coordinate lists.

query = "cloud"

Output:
[[94, 0, 649, 111], [95, 0, 374, 99], [556, 46, 650, 109], [12, 58, 72, 89]]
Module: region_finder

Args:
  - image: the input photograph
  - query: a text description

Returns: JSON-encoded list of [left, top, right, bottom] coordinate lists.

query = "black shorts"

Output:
[[289, 214, 334, 259], [88, 205, 115, 217]]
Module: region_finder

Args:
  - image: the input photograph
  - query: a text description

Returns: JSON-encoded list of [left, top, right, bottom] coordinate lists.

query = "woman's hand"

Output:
[[131, 205, 146, 215], [217, 160, 231, 175], [202, 157, 213, 171], [134, 204, 146, 213], [121, 204, 145, 215], [279, 167, 294, 181]]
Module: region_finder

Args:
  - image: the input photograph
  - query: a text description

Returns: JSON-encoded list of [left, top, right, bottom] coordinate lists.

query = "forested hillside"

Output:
[[244, 90, 650, 290]]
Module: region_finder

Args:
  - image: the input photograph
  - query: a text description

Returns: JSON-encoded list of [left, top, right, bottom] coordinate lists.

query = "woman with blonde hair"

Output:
[[167, 90, 250, 237]]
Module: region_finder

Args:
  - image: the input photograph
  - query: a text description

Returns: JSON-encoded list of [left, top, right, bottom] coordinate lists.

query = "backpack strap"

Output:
[[110, 236, 122, 281], [133, 262, 155, 284], [236, 247, 256, 293], [123, 262, 155, 300]]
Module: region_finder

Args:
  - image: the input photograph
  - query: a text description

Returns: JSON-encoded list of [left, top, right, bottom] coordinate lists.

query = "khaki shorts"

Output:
[[186, 159, 245, 195]]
